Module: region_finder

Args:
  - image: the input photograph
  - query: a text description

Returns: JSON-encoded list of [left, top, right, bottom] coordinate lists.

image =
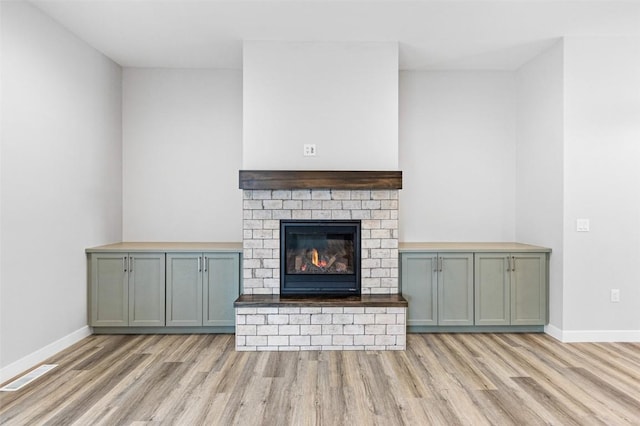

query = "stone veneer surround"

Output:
[[242, 189, 399, 295], [237, 187, 405, 351]]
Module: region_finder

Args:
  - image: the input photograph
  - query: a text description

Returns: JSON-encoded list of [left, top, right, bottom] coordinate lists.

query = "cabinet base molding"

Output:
[[91, 326, 235, 335], [407, 325, 544, 334]]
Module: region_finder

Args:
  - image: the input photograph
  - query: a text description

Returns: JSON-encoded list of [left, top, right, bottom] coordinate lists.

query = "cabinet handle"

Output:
[[506, 256, 511, 272], [438, 257, 443, 272], [511, 256, 515, 272], [203, 256, 208, 272], [123, 256, 127, 272], [198, 256, 202, 272], [129, 256, 133, 273]]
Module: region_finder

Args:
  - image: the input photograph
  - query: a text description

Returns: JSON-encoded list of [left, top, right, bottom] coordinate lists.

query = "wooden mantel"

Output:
[[238, 170, 402, 190]]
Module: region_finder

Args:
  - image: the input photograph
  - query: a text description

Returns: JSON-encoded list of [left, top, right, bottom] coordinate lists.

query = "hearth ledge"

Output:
[[234, 294, 407, 308]]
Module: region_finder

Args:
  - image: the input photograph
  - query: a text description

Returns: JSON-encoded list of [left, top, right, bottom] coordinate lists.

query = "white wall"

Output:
[[243, 41, 398, 170], [0, 2, 122, 378], [515, 42, 565, 330], [562, 37, 640, 338], [123, 68, 243, 242], [399, 71, 517, 242]]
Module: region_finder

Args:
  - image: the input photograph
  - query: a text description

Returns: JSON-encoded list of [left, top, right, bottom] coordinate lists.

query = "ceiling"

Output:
[[30, 0, 640, 70]]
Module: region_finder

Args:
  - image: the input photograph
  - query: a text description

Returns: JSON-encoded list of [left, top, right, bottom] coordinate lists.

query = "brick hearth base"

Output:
[[236, 306, 406, 351], [234, 295, 407, 351]]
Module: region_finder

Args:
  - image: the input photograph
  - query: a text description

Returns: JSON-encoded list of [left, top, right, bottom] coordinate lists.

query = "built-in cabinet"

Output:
[[401, 253, 473, 326], [87, 243, 242, 331], [90, 252, 165, 327], [400, 243, 549, 330], [401, 253, 437, 326], [166, 252, 240, 327], [475, 253, 547, 326]]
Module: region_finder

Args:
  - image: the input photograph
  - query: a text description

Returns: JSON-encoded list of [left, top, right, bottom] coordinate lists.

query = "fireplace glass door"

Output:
[[280, 220, 361, 296]]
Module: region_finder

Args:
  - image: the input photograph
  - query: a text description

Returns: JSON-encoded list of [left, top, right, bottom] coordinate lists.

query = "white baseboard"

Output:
[[0, 326, 91, 384], [544, 324, 563, 341], [545, 324, 640, 342]]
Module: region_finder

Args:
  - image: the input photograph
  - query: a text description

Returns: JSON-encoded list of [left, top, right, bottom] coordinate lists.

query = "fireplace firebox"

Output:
[[280, 220, 361, 296]]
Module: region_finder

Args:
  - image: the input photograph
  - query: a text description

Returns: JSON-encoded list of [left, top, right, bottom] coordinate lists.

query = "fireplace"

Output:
[[236, 171, 407, 351], [280, 220, 361, 296]]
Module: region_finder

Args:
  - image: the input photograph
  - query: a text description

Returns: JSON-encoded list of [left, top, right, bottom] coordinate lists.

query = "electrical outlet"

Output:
[[611, 289, 620, 303], [303, 144, 317, 156], [576, 218, 590, 232]]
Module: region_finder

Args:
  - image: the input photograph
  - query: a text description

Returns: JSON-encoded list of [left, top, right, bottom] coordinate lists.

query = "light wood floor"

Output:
[[1, 333, 639, 425]]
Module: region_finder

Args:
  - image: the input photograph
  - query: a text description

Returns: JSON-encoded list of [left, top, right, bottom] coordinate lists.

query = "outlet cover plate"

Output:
[[577, 218, 590, 232], [611, 289, 620, 303]]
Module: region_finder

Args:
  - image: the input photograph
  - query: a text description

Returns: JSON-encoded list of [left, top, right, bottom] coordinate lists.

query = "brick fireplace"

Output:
[[235, 171, 407, 351]]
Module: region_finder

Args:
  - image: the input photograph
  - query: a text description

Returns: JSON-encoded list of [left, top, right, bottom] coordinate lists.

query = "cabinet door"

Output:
[[401, 253, 438, 326], [166, 253, 203, 326], [475, 254, 510, 325], [203, 253, 240, 326], [91, 253, 128, 326], [438, 253, 474, 326], [128, 253, 165, 327], [511, 253, 547, 325]]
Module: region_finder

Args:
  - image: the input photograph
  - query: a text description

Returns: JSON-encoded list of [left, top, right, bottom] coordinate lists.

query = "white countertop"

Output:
[[86, 242, 243, 253], [87, 241, 550, 253], [399, 242, 551, 253]]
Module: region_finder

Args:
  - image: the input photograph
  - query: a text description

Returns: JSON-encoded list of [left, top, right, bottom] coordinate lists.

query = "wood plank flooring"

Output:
[[1, 333, 639, 425]]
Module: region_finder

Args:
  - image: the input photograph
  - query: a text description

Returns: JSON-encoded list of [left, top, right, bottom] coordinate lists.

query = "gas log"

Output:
[[289, 246, 351, 274]]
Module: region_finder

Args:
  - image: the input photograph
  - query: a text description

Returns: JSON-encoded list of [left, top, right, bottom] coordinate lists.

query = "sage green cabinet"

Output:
[[203, 253, 240, 326], [401, 253, 438, 326], [475, 253, 547, 326], [166, 252, 240, 327], [474, 254, 510, 325], [166, 253, 202, 326], [401, 252, 474, 326], [91, 253, 127, 326], [511, 253, 547, 325], [437, 253, 474, 326], [91, 253, 165, 327]]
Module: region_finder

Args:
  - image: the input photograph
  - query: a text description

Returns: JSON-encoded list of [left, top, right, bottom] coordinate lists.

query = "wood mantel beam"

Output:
[[238, 170, 402, 190]]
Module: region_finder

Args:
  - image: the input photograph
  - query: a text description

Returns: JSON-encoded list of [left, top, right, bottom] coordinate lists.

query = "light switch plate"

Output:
[[303, 144, 317, 156], [611, 289, 620, 303], [576, 218, 590, 232]]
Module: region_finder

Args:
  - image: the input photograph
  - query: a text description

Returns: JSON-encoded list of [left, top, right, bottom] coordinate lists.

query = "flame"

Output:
[[309, 248, 328, 268]]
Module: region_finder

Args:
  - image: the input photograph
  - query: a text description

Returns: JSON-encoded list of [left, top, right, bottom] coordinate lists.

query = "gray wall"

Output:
[[1, 2, 122, 379], [122, 68, 243, 242], [561, 36, 640, 339], [399, 71, 517, 242], [515, 41, 565, 331]]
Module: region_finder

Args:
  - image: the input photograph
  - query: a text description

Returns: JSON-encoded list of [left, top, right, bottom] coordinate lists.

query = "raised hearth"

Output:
[[235, 294, 408, 307], [235, 295, 407, 351]]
